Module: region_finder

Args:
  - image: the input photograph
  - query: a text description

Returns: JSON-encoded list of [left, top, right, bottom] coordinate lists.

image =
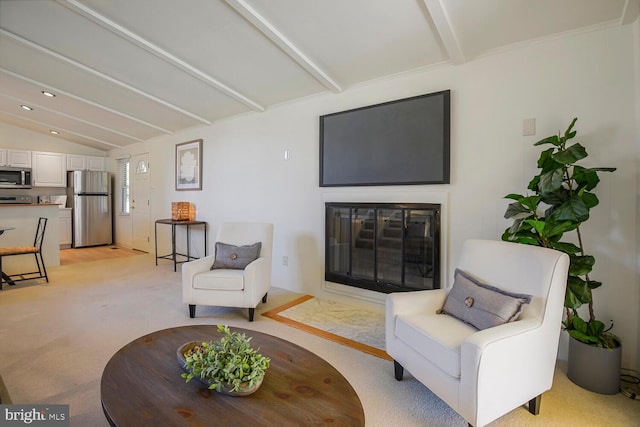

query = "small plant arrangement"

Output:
[[502, 118, 619, 349], [181, 325, 270, 393]]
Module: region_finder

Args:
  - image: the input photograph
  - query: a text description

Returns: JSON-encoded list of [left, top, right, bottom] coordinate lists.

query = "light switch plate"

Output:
[[523, 118, 536, 136]]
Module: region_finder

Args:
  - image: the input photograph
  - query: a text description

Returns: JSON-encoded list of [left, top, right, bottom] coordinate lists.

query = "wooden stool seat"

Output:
[[0, 246, 39, 256]]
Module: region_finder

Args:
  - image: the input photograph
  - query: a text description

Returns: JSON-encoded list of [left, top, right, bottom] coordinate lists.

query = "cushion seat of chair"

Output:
[[0, 246, 39, 256], [396, 313, 477, 378], [192, 269, 245, 291]]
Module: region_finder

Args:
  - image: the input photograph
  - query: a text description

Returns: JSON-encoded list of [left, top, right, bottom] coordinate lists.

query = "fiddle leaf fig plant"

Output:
[[502, 117, 619, 349]]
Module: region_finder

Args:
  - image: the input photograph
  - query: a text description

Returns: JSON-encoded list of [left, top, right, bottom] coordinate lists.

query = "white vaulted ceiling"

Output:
[[0, 0, 636, 151]]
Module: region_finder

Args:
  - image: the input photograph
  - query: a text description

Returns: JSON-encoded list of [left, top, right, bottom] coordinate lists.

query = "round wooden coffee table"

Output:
[[101, 325, 365, 426]]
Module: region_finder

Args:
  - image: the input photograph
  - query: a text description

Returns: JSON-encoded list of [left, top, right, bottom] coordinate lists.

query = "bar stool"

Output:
[[0, 217, 48, 290]]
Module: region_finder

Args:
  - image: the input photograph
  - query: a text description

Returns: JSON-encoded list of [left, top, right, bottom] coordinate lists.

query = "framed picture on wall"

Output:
[[176, 139, 203, 191]]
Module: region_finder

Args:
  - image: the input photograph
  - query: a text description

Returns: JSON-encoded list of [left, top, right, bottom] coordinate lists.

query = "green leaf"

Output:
[[572, 166, 600, 191], [541, 218, 577, 239], [549, 196, 589, 223], [569, 254, 595, 276], [580, 192, 599, 209], [534, 135, 561, 147], [572, 316, 588, 334], [568, 329, 599, 344], [519, 196, 541, 212], [504, 193, 524, 201], [538, 169, 564, 193], [587, 280, 602, 290], [564, 117, 578, 139], [548, 241, 581, 254], [552, 143, 588, 165], [587, 320, 605, 337], [504, 202, 533, 219], [523, 219, 545, 234], [535, 148, 559, 170], [565, 276, 592, 310]]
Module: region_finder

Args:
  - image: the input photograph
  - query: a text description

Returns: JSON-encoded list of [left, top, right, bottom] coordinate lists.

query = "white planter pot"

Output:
[[567, 337, 621, 395]]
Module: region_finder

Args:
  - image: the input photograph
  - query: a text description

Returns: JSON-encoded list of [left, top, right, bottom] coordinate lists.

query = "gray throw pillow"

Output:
[[211, 242, 262, 270], [439, 269, 532, 330]]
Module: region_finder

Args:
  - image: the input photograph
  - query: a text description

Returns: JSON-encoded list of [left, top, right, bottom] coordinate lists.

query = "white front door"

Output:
[[131, 153, 150, 252]]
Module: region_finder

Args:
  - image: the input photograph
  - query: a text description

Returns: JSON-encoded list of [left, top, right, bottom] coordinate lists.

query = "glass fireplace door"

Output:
[[325, 203, 440, 294]]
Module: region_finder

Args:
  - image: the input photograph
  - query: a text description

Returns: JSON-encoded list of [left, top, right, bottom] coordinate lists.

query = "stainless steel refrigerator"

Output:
[[67, 170, 112, 247]]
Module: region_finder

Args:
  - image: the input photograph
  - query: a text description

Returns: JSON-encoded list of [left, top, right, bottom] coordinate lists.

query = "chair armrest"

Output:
[[386, 289, 448, 317], [386, 289, 448, 350], [242, 256, 271, 300], [182, 255, 215, 284], [459, 318, 557, 424]]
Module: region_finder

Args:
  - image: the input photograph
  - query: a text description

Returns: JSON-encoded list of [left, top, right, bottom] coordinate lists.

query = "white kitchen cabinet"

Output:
[[0, 149, 32, 167], [87, 156, 106, 171], [67, 154, 106, 171], [8, 149, 32, 167], [32, 151, 67, 187], [66, 154, 86, 171], [59, 208, 72, 247]]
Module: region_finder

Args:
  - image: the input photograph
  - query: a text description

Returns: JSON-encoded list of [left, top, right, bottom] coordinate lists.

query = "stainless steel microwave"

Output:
[[0, 166, 32, 189]]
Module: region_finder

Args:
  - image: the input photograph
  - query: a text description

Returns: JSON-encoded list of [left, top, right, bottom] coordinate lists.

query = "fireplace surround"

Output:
[[325, 202, 441, 294]]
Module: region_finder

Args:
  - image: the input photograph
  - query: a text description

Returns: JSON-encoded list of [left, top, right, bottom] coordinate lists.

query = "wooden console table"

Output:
[[154, 219, 207, 271], [101, 325, 364, 426]]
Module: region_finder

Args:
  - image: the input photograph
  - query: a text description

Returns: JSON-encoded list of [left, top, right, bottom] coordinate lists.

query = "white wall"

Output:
[[110, 25, 639, 368]]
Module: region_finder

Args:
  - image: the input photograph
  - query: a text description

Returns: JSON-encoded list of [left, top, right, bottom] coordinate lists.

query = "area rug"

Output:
[[262, 295, 391, 360]]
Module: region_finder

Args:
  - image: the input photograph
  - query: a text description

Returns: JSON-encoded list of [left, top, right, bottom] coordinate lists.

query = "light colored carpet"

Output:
[[1, 254, 639, 426], [263, 295, 390, 360]]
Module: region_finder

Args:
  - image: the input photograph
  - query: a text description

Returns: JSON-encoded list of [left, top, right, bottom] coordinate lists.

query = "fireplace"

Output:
[[325, 202, 441, 294]]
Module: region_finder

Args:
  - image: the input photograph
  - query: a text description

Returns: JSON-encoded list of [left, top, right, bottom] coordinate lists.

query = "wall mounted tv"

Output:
[[319, 90, 450, 187]]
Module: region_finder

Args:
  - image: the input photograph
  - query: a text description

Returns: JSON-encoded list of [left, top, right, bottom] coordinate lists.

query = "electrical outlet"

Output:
[[282, 256, 288, 266]]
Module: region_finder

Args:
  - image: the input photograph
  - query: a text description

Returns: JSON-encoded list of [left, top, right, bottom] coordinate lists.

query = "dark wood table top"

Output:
[[155, 219, 207, 225], [101, 325, 365, 427]]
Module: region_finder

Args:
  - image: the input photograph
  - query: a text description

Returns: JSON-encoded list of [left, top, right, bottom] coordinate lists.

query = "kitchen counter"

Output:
[[0, 204, 60, 271], [0, 203, 61, 207]]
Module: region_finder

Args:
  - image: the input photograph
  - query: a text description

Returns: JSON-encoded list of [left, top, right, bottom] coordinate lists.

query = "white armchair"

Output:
[[182, 222, 273, 321], [386, 239, 569, 427]]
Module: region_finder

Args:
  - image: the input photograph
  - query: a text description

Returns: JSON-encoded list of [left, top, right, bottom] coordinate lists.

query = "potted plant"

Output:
[[178, 324, 271, 396], [502, 117, 620, 394]]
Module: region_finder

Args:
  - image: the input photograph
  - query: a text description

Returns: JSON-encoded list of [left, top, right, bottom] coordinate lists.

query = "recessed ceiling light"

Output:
[[41, 91, 55, 98], [49, 130, 60, 135], [20, 105, 33, 111]]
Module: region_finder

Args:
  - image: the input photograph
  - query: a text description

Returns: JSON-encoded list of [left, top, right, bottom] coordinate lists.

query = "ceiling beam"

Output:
[[0, 109, 123, 149], [622, 0, 640, 25], [0, 93, 145, 143], [58, 0, 265, 112], [223, 0, 342, 93], [0, 67, 173, 136], [1, 29, 212, 127], [421, 0, 465, 64]]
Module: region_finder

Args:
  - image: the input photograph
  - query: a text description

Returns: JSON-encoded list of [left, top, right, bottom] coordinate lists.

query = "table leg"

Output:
[[2, 272, 14, 286], [186, 224, 191, 263], [204, 223, 207, 256], [154, 222, 159, 266], [172, 224, 177, 272]]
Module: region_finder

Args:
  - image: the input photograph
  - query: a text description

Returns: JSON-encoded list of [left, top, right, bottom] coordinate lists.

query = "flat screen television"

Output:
[[319, 90, 450, 187]]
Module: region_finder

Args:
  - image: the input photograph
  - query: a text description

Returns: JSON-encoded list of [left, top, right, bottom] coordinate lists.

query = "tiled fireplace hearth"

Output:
[[325, 202, 441, 294]]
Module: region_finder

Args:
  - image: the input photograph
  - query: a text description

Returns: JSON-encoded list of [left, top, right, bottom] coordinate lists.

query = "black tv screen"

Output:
[[319, 90, 450, 187]]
